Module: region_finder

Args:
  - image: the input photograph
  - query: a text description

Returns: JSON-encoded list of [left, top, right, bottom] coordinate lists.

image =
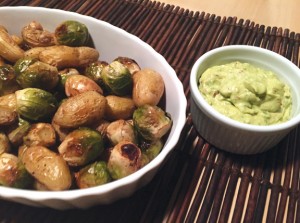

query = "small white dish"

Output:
[[190, 45, 300, 154]]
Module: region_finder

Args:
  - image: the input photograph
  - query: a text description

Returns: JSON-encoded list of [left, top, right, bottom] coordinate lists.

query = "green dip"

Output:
[[199, 61, 292, 125]]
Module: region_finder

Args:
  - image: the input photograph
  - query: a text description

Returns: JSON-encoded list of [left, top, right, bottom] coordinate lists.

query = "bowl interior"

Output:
[[0, 6, 187, 208], [191, 45, 300, 131]]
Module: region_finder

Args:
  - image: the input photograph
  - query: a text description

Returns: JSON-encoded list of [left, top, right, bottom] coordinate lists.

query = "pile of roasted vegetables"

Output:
[[0, 20, 172, 191]]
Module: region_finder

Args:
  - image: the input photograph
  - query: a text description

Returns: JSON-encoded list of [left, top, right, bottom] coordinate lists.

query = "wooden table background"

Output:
[[162, 0, 300, 33]]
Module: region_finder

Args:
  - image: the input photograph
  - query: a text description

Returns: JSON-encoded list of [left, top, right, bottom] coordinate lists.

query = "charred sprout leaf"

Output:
[[107, 141, 142, 180], [58, 127, 104, 167], [14, 57, 59, 90], [55, 20, 89, 47], [0, 132, 11, 155], [140, 139, 163, 162], [0, 153, 33, 188], [15, 88, 58, 121], [0, 64, 20, 96], [114, 57, 141, 75], [133, 104, 172, 141], [101, 61, 133, 96], [7, 117, 31, 147], [85, 61, 108, 86], [21, 146, 72, 191], [75, 161, 111, 189]]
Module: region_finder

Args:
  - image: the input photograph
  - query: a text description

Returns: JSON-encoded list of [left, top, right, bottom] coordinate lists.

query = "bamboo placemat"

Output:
[[0, 0, 300, 222]]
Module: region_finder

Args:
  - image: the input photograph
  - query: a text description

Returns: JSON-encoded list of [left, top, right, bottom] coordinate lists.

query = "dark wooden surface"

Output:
[[0, 0, 300, 222]]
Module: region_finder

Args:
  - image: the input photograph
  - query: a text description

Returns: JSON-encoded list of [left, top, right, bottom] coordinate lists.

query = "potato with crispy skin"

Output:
[[52, 91, 107, 128], [21, 146, 72, 191], [38, 45, 99, 69], [132, 68, 164, 107]]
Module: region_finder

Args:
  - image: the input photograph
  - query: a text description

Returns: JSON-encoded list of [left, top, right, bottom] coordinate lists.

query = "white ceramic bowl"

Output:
[[190, 45, 300, 154], [0, 7, 187, 209]]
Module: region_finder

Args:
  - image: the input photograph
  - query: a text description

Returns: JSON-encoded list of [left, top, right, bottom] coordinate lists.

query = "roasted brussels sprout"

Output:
[[106, 120, 137, 146], [105, 95, 136, 121], [55, 20, 89, 46], [21, 145, 72, 191], [14, 57, 59, 90], [52, 91, 106, 128], [107, 141, 142, 180], [64, 74, 103, 97], [140, 139, 163, 163], [0, 27, 24, 62], [23, 123, 56, 147], [21, 21, 56, 48], [84, 61, 108, 86], [0, 132, 11, 154], [7, 117, 31, 147], [114, 57, 140, 75], [101, 61, 133, 96], [15, 88, 58, 121], [0, 64, 20, 96], [0, 153, 33, 188], [58, 127, 104, 166], [75, 161, 111, 189], [133, 105, 172, 141]]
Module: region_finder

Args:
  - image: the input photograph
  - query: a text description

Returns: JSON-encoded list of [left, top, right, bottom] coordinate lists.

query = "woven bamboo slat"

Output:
[[0, 0, 299, 222]]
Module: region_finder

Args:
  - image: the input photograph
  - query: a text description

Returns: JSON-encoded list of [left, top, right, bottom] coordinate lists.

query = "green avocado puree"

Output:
[[199, 61, 292, 125]]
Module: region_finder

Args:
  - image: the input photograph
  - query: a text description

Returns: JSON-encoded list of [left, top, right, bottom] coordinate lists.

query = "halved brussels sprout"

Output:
[[0, 64, 20, 96], [14, 57, 59, 90], [133, 104, 172, 141], [15, 88, 58, 121], [85, 61, 108, 86], [140, 139, 163, 163], [106, 120, 137, 146], [107, 141, 142, 180], [55, 20, 89, 46], [101, 61, 133, 96], [58, 127, 104, 166], [0, 153, 33, 188], [114, 57, 141, 75], [7, 117, 31, 147], [75, 161, 111, 189]]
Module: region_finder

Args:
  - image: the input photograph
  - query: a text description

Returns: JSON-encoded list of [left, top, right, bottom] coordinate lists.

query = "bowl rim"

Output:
[[190, 45, 300, 133], [0, 6, 187, 203]]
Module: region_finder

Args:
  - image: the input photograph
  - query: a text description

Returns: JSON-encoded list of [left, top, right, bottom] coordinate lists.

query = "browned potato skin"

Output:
[[105, 95, 136, 121], [23, 123, 56, 147], [65, 74, 103, 97], [24, 47, 47, 59], [0, 132, 10, 155], [38, 45, 99, 69], [52, 91, 107, 128], [0, 93, 17, 111], [21, 146, 72, 191], [0, 106, 17, 126], [132, 68, 165, 107]]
